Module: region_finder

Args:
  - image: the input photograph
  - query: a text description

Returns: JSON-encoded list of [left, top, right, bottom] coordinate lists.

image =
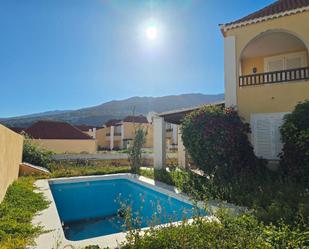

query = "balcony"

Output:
[[106, 132, 121, 137], [239, 67, 309, 87]]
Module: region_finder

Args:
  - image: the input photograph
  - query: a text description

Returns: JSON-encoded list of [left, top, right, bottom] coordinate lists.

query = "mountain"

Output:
[[0, 93, 224, 127]]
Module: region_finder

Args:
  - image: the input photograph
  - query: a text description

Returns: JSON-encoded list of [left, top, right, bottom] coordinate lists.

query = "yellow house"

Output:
[[96, 116, 153, 150], [75, 125, 99, 139], [23, 120, 97, 154], [221, 0, 309, 160]]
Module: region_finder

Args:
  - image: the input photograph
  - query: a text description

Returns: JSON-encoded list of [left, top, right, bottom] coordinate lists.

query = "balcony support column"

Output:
[[224, 35, 237, 107], [153, 116, 166, 170], [110, 126, 114, 150], [120, 124, 124, 149]]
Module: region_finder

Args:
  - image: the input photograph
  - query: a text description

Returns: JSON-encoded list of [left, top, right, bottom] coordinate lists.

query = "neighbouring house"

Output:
[[96, 115, 153, 150], [22, 120, 97, 154], [75, 125, 101, 139], [221, 0, 309, 160]]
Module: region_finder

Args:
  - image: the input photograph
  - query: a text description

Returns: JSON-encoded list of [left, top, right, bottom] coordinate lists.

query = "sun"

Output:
[[146, 24, 158, 40]]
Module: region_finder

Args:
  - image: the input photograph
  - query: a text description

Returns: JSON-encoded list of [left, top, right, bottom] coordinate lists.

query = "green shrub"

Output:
[[121, 211, 308, 249], [47, 161, 130, 178], [22, 137, 53, 169], [0, 178, 49, 249], [181, 105, 264, 182], [139, 168, 309, 227], [280, 100, 309, 183]]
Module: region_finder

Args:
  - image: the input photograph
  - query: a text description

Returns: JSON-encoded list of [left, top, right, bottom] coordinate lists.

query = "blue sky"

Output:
[[0, 0, 273, 117]]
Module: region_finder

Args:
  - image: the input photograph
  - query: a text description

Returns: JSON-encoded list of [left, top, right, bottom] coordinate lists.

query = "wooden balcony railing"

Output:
[[239, 67, 309, 87]]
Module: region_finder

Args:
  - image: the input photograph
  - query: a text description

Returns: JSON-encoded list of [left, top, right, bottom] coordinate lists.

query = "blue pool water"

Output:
[[49, 178, 205, 241]]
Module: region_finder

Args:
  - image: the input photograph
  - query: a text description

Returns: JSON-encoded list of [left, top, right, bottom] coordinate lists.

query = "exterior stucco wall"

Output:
[[226, 11, 309, 121], [32, 139, 97, 154], [96, 128, 109, 148], [97, 123, 153, 150], [123, 122, 153, 148], [237, 80, 309, 121], [0, 125, 23, 202]]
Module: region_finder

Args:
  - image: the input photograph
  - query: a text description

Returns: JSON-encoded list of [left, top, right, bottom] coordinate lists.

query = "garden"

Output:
[[0, 102, 308, 249]]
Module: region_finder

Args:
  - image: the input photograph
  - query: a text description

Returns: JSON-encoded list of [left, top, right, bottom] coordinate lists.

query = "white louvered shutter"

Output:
[[285, 52, 306, 69], [271, 113, 286, 159], [267, 59, 284, 72], [251, 113, 288, 160], [252, 116, 272, 159], [285, 57, 302, 69]]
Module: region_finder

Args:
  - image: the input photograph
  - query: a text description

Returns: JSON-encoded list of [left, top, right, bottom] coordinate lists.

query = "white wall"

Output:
[[224, 35, 237, 107]]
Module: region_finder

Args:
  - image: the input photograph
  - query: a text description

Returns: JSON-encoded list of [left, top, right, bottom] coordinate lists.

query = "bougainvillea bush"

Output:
[[280, 100, 309, 184], [181, 105, 264, 182]]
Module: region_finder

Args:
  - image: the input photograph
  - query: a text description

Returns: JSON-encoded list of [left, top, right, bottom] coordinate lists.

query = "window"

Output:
[[264, 51, 307, 72], [251, 113, 288, 160]]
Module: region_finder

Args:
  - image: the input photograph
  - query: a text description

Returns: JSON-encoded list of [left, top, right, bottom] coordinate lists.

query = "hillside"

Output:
[[0, 93, 224, 127]]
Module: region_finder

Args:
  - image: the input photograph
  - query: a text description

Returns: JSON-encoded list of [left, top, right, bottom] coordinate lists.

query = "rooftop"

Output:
[[25, 120, 92, 140], [105, 119, 122, 127], [123, 115, 148, 124], [75, 125, 100, 132], [221, 0, 309, 32], [159, 101, 225, 124]]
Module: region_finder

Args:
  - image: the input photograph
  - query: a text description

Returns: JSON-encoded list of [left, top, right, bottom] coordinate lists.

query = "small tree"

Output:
[[181, 105, 262, 182], [280, 101, 309, 183], [128, 127, 147, 174]]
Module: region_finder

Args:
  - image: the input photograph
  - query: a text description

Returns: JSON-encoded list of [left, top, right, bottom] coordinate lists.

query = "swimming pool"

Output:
[[49, 175, 205, 241]]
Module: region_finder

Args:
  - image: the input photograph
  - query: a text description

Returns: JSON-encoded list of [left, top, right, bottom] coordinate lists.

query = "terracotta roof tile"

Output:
[[105, 119, 122, 127], [25, 120, 92, 139], [224, 0, 309, 27]]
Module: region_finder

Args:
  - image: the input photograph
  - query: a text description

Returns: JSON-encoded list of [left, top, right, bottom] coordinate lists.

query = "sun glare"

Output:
[[146, 24, 158, 40]]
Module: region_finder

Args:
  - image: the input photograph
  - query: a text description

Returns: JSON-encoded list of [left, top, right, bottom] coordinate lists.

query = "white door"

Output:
[[251, 113, 288, 160]]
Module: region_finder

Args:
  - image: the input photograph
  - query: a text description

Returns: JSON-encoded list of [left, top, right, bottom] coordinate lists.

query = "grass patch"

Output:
[[47, 160, 131, 178], [0, 177, 49, 249], [49, 165, 130, 178]]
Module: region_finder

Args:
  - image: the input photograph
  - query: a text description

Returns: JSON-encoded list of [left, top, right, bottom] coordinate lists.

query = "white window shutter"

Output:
[[251, 113, 288, 160], [264, 51, 307, 72], [285, 51, 307, 69], [285, 57, 302, 69], [264, 55, 284, 72], [271, 114, 285, 159], [252, 117, 273, 159], [267, 59, 284, 72]]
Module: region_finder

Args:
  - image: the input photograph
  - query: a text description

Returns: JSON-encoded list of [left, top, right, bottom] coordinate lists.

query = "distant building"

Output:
[[75, 125, 100, 139], [21, 120, 97, 154], [96, 115, 153, 150]]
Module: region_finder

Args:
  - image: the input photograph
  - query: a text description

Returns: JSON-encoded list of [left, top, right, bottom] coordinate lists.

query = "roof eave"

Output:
[[221, 6, 309, 33]]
